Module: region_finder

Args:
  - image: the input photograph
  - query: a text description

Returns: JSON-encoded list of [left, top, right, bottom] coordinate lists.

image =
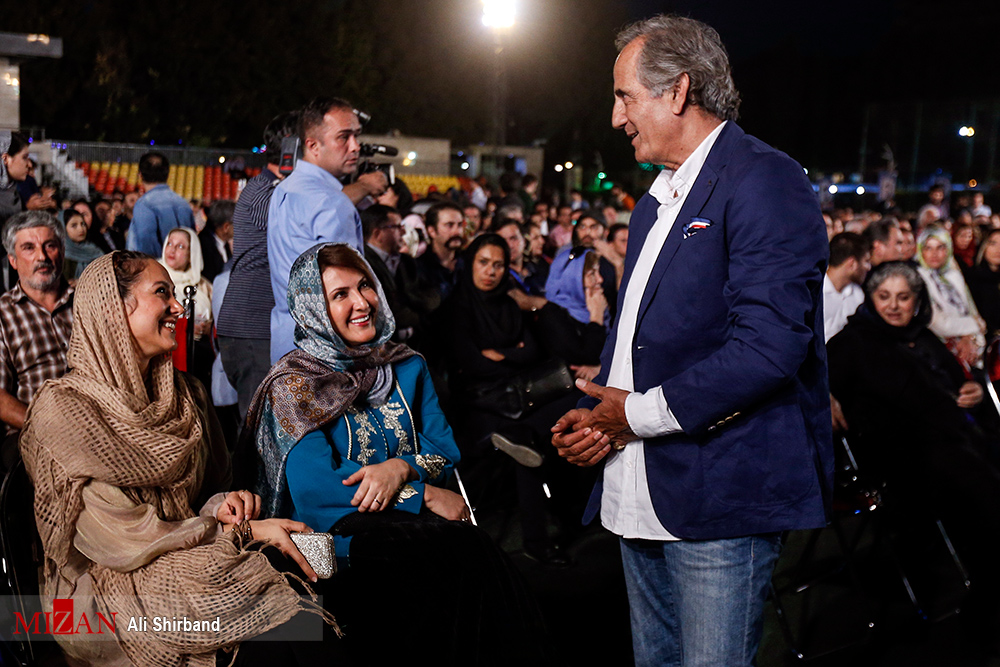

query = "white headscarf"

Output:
[[158, 227, 212, 329]]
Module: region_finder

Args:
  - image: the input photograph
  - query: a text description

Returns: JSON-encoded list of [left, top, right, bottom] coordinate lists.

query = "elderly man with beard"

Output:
[[0, 211, 73, 466]]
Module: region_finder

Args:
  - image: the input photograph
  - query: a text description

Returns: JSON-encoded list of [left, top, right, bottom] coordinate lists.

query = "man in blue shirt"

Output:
[[126, 152, 195, 256], [268, 97, 387, 362]]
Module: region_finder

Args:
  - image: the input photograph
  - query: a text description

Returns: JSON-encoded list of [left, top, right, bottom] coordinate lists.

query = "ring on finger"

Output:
[[373, 498, 382, 505]]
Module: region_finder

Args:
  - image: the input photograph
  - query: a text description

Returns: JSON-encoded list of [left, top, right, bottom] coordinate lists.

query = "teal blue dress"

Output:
[[284, 355, 459, 561]]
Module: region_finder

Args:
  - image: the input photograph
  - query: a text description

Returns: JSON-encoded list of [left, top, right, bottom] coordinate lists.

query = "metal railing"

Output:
[[51, 140, 267, 170]]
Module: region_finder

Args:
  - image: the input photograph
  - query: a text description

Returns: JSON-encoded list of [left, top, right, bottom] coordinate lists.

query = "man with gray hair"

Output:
[[0, 211, 73, 465], [552, 15, 831, 665]]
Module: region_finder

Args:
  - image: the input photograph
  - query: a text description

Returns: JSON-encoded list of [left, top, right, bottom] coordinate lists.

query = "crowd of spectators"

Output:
[[5, 108, 1000, 662]]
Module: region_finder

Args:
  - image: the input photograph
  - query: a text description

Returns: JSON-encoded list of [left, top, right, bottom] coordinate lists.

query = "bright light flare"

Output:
[[554, 164, 564, 173], [828, 185, 838, 194], [856, 186, 865, 195], [959, 126, 976, 137], [482, 0, 515, 28]]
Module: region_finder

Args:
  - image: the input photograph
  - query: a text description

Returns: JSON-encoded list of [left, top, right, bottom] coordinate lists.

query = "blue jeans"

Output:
[[619, 534, 781, 667]]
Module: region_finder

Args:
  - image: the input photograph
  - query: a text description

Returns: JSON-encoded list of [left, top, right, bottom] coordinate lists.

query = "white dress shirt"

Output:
[[822, 274, 864, 342], [601, 120, 727, 540]]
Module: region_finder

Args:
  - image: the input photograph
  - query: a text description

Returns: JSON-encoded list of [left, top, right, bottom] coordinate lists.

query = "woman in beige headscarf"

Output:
[[19, 251, 329, 667]]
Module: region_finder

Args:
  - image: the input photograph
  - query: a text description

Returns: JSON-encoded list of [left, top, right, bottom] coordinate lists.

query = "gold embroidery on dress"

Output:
[[397, 380, 419, 453], [415, 454, 446, 480], [351, 410, 377, 465], [379, 401, 410, 456], [395, 484, 418, 504]]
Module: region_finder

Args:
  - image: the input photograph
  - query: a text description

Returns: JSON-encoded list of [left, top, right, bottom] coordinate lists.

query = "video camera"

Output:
[[358, 142, 397, 186], [277, 107, 397, 186]]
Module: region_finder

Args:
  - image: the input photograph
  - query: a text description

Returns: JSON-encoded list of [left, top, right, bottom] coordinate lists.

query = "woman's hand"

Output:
[[344, 459, 415, 512], [423, 485, 472, 522], [249, 518, 318, 582], [954, 335, 979, 366], [957, 381, 984, 408], [571, 364, 601, 382], [482, 348, 506, 362], [194, 320, 212, 338], [586, 286, 608, 323], [217, 490, 261, 525]]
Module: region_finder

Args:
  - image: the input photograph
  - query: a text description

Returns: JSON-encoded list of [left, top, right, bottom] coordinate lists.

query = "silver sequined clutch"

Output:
[[290, 532, 336, 579]]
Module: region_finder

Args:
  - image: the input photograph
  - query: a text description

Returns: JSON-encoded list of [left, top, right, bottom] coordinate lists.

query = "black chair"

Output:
[[770, 436, 971, 660], [0, 458, 42, 666]]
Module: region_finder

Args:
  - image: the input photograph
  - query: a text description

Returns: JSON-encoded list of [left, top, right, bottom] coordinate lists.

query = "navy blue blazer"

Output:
[[581, 122, 833, 539]]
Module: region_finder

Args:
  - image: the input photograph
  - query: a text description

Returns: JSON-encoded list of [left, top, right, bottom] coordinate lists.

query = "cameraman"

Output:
[[267, 96, 388, 363]]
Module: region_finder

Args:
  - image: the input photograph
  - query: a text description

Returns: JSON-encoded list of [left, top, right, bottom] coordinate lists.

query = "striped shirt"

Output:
[[0, 282, 73, 432], [216, 169, 280, 339]]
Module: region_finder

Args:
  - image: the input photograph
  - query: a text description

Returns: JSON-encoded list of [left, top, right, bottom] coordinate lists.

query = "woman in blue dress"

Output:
[[242, 242, 547, 665]]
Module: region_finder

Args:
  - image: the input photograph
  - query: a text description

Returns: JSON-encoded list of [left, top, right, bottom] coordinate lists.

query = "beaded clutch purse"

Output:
[[290, 532, 336, 579]]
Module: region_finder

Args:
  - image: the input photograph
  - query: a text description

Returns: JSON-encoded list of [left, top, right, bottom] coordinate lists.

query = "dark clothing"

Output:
[[323, 511, 550, 666], [217, 169, 280, 340], [597, 255, 618, 324], [15, 175, 39, 204], [218, 335, 272, 422], [199, 228, 229, 283], [441, 279, 542, 392], [828, 307, 1000, 624], [967, 263, 1000, 337], [112, 213, 132, 236], [440, 250, 586, 550], [828, 309, 977, 479], [88, 225, 125, 254], [510, 259, 549, 297], [364, 246, 422, 341], [533, 302, 606, 366], [415, 249, 459, 308]]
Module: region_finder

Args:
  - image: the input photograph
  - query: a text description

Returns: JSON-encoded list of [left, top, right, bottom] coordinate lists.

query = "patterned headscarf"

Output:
[[917, 224, 957, 276], [917, 224, 972, 317], [241, 243, 415, 518]]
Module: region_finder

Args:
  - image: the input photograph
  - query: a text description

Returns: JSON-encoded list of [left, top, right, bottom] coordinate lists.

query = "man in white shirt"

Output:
[[824, 232, 871, 341], [552, 15, 831, 667]]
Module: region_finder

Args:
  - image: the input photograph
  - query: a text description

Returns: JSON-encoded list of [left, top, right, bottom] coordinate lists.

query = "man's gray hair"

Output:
[[616, 15, 740, 122], [3, 211, 66, 256], [866, 261, 924, 301]]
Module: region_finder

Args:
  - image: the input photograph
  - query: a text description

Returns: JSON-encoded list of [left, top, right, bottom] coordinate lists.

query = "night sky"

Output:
[[11, 0, 1000, 190]]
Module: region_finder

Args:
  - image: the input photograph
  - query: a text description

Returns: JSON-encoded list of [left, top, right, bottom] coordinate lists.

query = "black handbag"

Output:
[[466, 360, 576, 420]]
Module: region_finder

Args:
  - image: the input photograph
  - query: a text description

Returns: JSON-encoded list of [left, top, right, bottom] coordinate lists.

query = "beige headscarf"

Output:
[[20, 252, 308, 666]]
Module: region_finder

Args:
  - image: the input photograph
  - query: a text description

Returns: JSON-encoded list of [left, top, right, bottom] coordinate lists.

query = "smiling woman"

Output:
[[19, 251, 325, 667], [242, 242, 547, 664]]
